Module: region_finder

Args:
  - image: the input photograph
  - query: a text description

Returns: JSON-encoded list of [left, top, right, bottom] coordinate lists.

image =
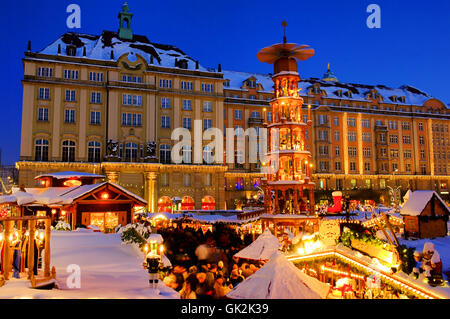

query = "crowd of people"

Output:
[[156, 223, 264, 299]]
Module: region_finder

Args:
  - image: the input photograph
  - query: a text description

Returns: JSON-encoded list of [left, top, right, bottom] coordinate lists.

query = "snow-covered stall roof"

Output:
[[34, 171, 105, 180], [2, 182, 147, 206], [227, 252, 330, 299], [37, 31, 210, 72], [400, 191, 450, 217], [234, 229, 281, 261]]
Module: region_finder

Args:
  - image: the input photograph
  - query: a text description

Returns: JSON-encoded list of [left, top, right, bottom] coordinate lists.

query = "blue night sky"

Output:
[[0, 0, 449, 165]]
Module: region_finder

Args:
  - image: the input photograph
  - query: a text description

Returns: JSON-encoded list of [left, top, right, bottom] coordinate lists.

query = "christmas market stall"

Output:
[[234, 229, 281, 261], [0, 171, 147, 232], [227, 252, 331, 299], [401, 191, 449, 239], [0, 216, 56, 289]]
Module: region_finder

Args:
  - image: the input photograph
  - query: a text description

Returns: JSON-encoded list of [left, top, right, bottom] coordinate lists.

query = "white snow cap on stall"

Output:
[[400, 190, 450, 216], [34, 171, 105, 180], [227, 252, 330, 299], [234, 229, 281, 261]]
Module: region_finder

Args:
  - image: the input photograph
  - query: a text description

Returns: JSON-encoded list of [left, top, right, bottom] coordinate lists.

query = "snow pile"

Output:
[[227, 252, 330, 299], [0, 231, 179, 299], [234, 229, 281, 261]]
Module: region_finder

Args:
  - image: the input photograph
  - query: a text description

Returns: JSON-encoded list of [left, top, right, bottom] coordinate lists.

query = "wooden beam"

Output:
[[44, 219, 51, 277], [27, 220, 36, 280]]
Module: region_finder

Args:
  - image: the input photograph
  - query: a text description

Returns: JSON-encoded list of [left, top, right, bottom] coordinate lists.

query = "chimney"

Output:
[[27, 40, 31, 52], [218, 63, 222, 72]]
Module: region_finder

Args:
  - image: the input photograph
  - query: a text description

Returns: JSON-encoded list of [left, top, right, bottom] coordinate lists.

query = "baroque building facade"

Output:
[[17, 4, 450, 211]]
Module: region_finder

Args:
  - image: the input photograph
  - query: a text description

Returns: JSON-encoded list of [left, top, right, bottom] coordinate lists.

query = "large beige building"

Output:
[[17, 4, 450, 211]]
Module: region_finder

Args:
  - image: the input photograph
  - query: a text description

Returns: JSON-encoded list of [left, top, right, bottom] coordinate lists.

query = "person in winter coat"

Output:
[[213, 274, 231, 299]]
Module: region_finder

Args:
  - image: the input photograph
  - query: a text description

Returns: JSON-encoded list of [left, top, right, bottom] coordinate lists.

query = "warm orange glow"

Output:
[[101, 192, 109, 200], [61, 210, 66, 216], [63, 179, 82, 187], [40, 180, 46, 186], [51, 209, 57, 215]]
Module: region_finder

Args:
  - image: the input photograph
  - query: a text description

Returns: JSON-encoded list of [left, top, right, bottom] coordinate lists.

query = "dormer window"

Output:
[[391, 95, 398, 102], [344, 91, 353, 98], [223, 80, 230, 87], [66, 45, 77, 57], [335, 90, 343, 97], [398, 96, 406, 103], [248, 80, 256, 88]]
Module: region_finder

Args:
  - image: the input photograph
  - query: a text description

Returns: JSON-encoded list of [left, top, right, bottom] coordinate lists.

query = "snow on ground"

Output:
[[399, 236, 450, 273], [0, 229, 179, 299]]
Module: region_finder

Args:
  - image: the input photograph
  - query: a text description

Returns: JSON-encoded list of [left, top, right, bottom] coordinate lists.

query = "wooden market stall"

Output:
[[0, 216, 55, 288]]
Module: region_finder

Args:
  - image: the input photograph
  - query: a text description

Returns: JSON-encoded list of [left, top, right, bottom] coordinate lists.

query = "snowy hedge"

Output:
[[52, 220, 72, 231], [119, 223, 152, 248]]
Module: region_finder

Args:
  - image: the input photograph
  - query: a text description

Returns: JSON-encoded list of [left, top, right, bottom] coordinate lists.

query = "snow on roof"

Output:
[[37, 31, 209, 72], [6, 182, 147, 206], [34, 171, 105, 180], [234, 229, 281, 260], [400, 191, 450, 217], [222, 68, 438, 106], [222, 70, 274, 93], [227, 252, 330, 299]]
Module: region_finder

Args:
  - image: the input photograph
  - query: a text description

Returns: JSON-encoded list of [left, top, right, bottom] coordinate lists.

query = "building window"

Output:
[[201, 83, 214, 92], [319, 145, 329, 156], [365, 179, 371, 189], [64, 109, 76, 123], [348, 147, 357, 157], [362, 133, 371, 142], [91, 92, 101, 104], [234, 110, 242, 120], [335, 161, 341, 171], [404, 150, 412, 159], [62, 140, 76, 162], [38, 67, 53, 77], [182, 145, 192, 164], [350, 162, 356, 171], [420, 150, 425, 159], [35, 139, 49, 161], [363, 148, 371, 157], [184, 174, 191, 187], [203, 101, 213, 112], [122, 75, 142, 83], [319, 161, 329, 172], [318, 130, 329, 141], [390, 149, 399, 158], [334, 131, 340, 141], [335, 146, 340, 157], [418, 122, 423, 131], [388, 121, 398, 130], [160, 144, 171, 164], [406, 163, 412, 172], [364, 162, 371, 171], [350, 179, 357, 189], [251, 111, 260, 118], [348, 132, 356, 142], [392, 163, 398, 171], [88, 141, 101, 162], [419, 136, 425, 145], [122, 94, 142, 106], [122, 113, 142, 126], [161, 116, 170, 128], [38, 88, 50, 100], [333, 117, 339, 126], [389, 135, 398, 144], [361, 119, 370, 128], [182, 118, 192, 130], [64, 69, 78, 80], [204, 119, 212, 130], [203, 146, 213, 164], [379, 179, 386, 189], [37, 108, 49, 121], [181, 81, 193, 91], [65, 90, 76, 102], [402, 122, 410, 130], [421, 165, 427, 175], [90, 111, 100, 125], [125, 142, 138, 162], [182, 100, 192, 111], [159, 79, 173, 89], [402, 135, 411, 144], [161, 173, 169, 186], [89, 72, 104, 82], [161, 97, 171, 109], [347, 118, 356, 127], [318, 115, 328, 125]]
